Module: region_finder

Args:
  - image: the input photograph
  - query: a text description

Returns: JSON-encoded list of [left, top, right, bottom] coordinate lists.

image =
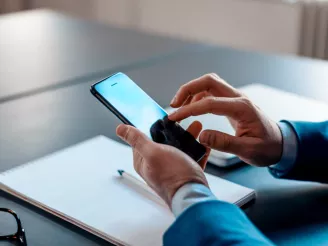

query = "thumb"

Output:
[[116, 124, 151, 155], [199, 130, 243, 156]]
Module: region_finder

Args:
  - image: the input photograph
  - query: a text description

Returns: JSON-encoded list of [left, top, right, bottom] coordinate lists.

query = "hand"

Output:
[[169, 73, 283, 167], [116, 121, 210, 206]]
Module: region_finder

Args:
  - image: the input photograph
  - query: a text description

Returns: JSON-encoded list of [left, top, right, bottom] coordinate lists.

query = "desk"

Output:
[[1, 38, 328, 245], [127, 47, 328, 245], [0, 9, 206, 103]]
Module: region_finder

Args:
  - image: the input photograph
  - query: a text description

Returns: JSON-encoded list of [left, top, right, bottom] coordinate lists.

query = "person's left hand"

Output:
[[116, 121, 210, 206]]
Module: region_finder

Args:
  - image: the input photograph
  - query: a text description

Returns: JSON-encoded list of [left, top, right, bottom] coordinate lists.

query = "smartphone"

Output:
[[90, 72, 206, 162]]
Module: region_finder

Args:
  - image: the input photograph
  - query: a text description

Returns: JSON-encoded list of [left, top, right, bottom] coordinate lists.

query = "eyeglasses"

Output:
[[0, 208, 27, 246]]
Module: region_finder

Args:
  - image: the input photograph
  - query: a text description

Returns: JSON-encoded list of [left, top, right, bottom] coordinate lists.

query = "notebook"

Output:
[[0, 136, 255, 246], [166, 84, 328, 167]]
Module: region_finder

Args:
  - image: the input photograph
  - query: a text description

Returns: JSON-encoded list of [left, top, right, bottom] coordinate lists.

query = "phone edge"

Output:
[[91, 73, 206, 162], [90, 75, 134, 126]]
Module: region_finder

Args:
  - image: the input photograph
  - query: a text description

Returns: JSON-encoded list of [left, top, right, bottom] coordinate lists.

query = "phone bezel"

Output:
[[90, 74, 134, 126]]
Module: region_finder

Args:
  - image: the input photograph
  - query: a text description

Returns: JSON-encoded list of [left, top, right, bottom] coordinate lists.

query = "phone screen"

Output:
[[94, 73, 167, 138], [92, 72, 206, 162]]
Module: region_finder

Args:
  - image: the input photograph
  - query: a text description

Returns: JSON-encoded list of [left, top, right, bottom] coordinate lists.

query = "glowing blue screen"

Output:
[[94, 73, 167, 138]]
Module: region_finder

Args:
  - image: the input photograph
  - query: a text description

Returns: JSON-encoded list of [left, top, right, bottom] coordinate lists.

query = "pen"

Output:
[[117, 170, 167, 207]]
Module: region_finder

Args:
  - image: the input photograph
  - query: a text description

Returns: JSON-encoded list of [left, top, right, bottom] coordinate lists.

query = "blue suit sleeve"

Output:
[[164, 200, 274, 246], [269, 122, 298, 177], [272, 120, 328, 182]]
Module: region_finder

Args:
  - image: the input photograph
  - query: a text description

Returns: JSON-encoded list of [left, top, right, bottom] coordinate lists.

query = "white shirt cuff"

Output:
[[269, 121, 298, 176], [171, 183, 217, 217]]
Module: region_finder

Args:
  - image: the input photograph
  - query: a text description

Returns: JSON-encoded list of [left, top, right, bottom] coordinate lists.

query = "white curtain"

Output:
[[300, 0, 328, 60]]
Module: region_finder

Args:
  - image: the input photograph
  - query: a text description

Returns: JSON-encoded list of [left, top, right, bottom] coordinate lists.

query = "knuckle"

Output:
[[130, 134, 140, 149], [240, 96, 252, 105], [179, 84, 187, 91], [189, 105, 198, 116], [180, 83, 192, 96], [204, 73, 218, 85], [221, 134, 231, 151], [204, 73, 224, 92], [206, 132, 215, 147], [123, 127, 131, 141], [207, 73, 218, 80], [190, 108, 196, 116], [205, 132, 232, 152], [206, 97, 217, 114], [206, 132, 218, 148], [235, 97, 253, 117]]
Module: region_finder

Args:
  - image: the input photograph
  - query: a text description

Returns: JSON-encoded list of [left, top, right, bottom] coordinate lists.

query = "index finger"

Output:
[[169, 97, 242, 122], [170, 73, 240, 108]]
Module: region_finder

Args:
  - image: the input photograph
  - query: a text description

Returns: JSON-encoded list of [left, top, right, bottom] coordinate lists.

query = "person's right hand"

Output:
[[169, 73, 283, 167]]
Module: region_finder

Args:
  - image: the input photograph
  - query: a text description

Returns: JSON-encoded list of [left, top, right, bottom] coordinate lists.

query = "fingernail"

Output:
[[116, 124, 127, 137], [168, 111, 176, 119], [170, 97, 177, 106]]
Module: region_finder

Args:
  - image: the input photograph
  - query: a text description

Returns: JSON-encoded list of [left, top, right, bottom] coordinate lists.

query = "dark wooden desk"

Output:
[[0, 9, 207, 103], [1, 44, 328, 245]]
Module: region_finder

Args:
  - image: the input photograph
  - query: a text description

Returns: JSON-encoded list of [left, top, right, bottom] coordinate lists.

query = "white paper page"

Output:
[[0, 136, 254, 246], [166, 84, 328, 160]]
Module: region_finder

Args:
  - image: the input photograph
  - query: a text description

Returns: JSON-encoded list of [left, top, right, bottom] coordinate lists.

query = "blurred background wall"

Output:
[[1, 0, 328, 60]]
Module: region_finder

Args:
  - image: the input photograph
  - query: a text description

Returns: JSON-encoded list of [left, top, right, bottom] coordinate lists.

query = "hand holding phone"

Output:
[[90, 72, 206, 162]]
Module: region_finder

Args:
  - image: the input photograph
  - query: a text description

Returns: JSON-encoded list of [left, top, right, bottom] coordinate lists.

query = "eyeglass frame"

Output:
[[0, 207, 27, 246]]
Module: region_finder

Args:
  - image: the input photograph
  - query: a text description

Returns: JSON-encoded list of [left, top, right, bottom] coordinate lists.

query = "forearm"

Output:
[[165, 183, 274, 246], [270, 121, 328, 183]]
